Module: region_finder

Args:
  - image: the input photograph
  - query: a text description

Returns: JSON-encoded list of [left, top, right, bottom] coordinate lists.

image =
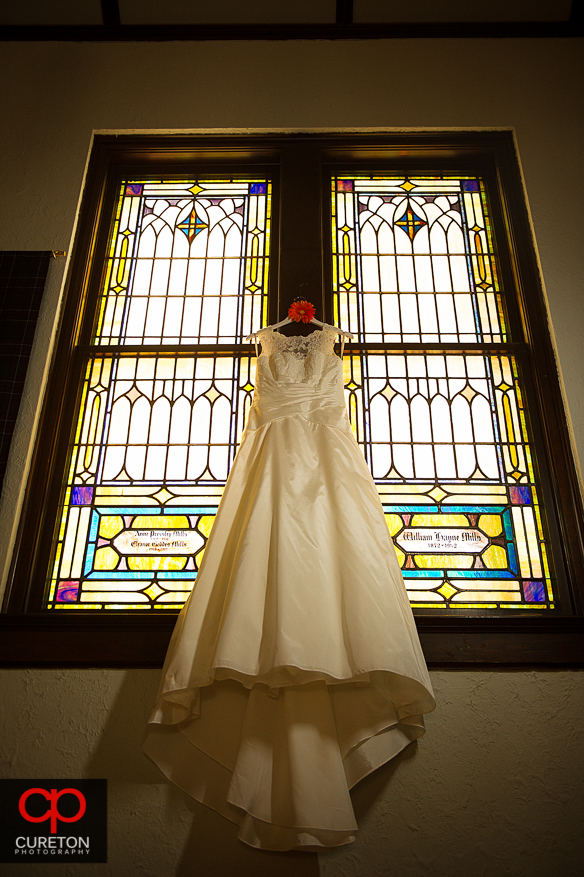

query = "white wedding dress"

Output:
[[143, 324, 435, 851]]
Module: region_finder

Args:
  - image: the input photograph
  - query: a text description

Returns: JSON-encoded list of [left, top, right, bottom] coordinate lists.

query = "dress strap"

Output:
[[246, 331, 260, 358]]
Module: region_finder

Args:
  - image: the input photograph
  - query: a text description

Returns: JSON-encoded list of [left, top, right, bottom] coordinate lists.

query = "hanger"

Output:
[[246, 298, 354, 357], [246, 317, 354, 357]]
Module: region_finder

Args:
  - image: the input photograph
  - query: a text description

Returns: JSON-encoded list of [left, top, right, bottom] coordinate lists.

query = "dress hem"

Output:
[[144, 674, 432, 851]]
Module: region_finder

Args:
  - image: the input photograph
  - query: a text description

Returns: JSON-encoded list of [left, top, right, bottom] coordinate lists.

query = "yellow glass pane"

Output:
[[478, 514, 503, 537], [451, 591, 520, 602], [71, 508, 91, 579], [127, 556, 187, 571], [84, 579, 144, 592], [59, 507, 80, 579], [143, 584, 165, 601], [99, 515, 124, 539], [94, 547, 120, 571], [523, 507, 542, 578], [512, 507, 531, 577], [481, 545, 508, 569], [405, 591, 444, 602], [131, 515, 189, 528], [437, 583, 458, 599], [394, 546, 406, 567], [82, 592, 149, 602], [385, 514, 403, 536], [411, 514, 468, 527], [414, 555, 473, 569]]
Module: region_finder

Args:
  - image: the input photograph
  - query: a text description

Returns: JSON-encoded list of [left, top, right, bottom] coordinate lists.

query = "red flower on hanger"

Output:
[[288, 300, 316, 323]]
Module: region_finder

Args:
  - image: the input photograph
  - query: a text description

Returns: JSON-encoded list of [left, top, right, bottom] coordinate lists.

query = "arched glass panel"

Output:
[[46, 179, 270, 610], [332, 176, 553, 611]]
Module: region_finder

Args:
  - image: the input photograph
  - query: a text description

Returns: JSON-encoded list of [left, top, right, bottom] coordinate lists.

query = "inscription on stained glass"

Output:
[[46, 177, 269, 610], [113, 530, 197, 554], [333, 175, 555, 610], [396, 528, 489, 553], [46, 170, 555, 614]]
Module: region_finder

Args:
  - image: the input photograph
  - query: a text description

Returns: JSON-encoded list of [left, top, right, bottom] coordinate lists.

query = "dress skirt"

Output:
[[145, 417, 434, 850], [144, 411, 435, 850]]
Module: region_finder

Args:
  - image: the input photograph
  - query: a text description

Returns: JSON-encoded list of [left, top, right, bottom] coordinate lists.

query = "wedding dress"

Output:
[[143, 324, 435, 851]]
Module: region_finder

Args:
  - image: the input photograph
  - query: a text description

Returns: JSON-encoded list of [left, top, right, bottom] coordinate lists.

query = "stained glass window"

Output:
[[38, 167, 560, 616], [332, 175, 554, 610], [46, 178, 269, 609], [8, 135, 582, 669], [96, 180, 269, 345]]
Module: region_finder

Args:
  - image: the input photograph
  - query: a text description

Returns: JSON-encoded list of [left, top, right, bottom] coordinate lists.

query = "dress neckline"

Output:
[[259, 325, 335, 349]]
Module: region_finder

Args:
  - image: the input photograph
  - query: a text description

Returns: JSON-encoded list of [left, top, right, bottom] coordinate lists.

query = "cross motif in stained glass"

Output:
[[177, 208, 208, 243], [331, 174, 555, 612], [394, 201, 427, 240], [45, 177, 270, 611]]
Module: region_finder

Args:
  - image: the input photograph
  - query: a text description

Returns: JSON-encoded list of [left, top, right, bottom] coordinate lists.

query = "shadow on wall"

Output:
[[86, 669, 416, 876]]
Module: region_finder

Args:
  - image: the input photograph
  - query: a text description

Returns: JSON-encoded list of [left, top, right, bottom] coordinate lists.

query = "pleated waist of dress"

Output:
[[246, 358, 351, 432]]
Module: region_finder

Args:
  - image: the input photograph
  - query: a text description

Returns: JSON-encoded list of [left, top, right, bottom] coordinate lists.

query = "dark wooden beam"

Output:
[[570, 0, 584, 24], [0, 20, 582, 41], [336, 0, 353, 26], [100, 0, 120, 27], [1, 614, 583, 667]]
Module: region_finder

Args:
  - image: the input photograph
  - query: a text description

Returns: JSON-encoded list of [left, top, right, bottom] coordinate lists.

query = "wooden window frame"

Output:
[[1, 132, 583, 666]]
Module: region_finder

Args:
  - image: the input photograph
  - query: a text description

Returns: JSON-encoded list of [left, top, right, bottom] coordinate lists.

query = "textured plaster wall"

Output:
[[0, 669, 318, 877], [0, 669, 582, 876], [0, 36, 583, 877]]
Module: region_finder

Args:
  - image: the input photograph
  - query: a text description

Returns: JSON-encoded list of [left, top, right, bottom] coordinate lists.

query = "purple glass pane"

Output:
[[125, 184, 143, 196], [462, 180, 479, 192], [250, 183, 266, 194], [56, 581, 79, 602], [524, 581, 545, 602], [510, 485, 531, 505], [71, 486, 94, 505], [337, 180, 354, 192]]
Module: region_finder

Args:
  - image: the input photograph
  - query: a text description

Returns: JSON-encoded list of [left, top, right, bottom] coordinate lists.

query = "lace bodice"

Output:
[[256, 324, 338, 359], [246, 323, 350, 433]]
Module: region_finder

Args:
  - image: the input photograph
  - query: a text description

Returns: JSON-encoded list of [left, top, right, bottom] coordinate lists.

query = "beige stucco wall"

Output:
[[1, 668, 582, 876], [0, 37, 583, 876]]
